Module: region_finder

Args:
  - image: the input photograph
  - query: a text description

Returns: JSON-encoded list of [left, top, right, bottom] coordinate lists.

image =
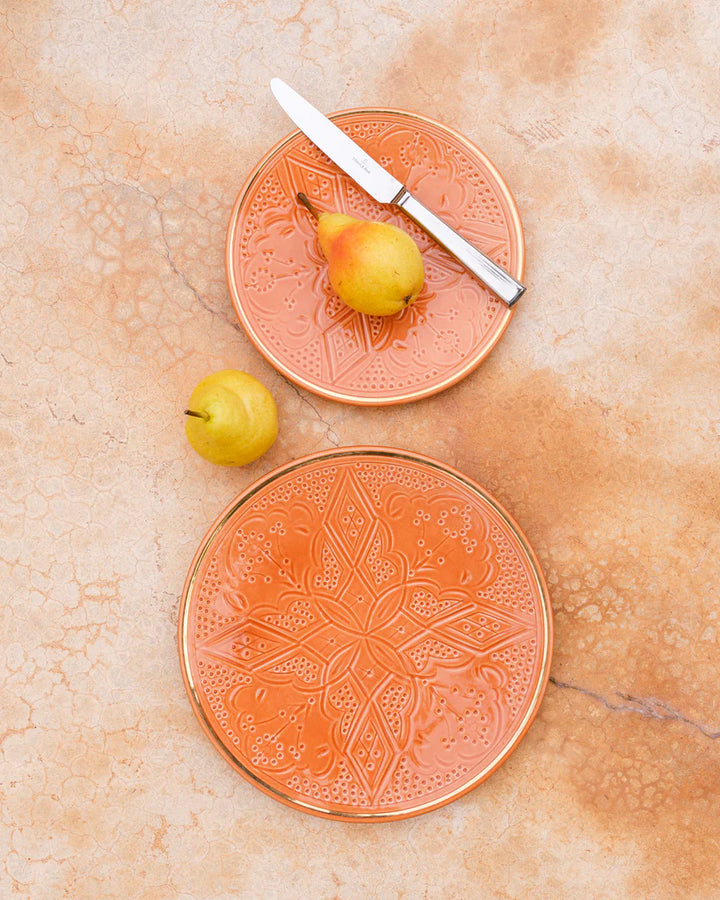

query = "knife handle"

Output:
[[395, 190, 525, 307]]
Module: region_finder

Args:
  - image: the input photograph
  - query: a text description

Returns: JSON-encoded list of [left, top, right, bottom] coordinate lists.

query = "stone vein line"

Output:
[[127, 177, 339, 449], [549, 677, 720, 740], [280, 374, 340, 447], [153, 204, 242, 333], [110, 178, 242, 332]]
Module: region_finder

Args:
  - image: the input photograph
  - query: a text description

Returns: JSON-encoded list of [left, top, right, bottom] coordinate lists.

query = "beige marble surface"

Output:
[[2, 0, 719, 897]]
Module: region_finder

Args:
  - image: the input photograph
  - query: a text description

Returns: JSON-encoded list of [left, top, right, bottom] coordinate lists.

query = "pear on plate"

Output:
[[184, 370, 278, 466], [298, 193, 424, 317]]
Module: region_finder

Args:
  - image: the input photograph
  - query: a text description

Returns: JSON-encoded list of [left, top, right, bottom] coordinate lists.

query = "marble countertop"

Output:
[[2, 1, 719, 897]]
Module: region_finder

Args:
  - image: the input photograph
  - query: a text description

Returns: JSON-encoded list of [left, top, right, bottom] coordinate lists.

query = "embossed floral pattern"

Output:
[[184, 453, 551, 819], [227, 111, 524, 405]]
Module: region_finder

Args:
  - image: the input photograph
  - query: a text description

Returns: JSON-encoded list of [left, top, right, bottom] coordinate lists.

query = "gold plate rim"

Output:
[[178, 446, 553, 822], [224, 109, 525, 407]]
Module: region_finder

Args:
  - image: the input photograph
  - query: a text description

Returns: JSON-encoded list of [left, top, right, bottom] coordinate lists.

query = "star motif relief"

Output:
[[194, 462, 541, 805]]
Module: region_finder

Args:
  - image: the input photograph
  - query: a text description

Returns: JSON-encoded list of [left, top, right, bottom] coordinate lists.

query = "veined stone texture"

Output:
[[1, 1, 719, 897]]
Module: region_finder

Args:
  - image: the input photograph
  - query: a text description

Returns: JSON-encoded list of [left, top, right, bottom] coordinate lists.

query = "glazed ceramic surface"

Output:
[[179, 448, 551, 820], [226, 110, 524, 405], [7, 0, 720, 894]]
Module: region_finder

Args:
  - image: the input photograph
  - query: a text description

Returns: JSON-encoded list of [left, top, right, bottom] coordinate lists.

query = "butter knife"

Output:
[[270, 78, 525, 307]]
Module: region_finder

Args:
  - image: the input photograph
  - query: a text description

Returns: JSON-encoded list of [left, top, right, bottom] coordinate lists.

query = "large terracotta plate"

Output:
[[225, 110, 524, 406], [179, 448, 552, 821]]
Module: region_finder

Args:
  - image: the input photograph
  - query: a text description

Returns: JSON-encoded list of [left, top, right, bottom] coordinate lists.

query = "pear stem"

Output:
[[184, 408, 210, 422], [296, 192, 320, 219]]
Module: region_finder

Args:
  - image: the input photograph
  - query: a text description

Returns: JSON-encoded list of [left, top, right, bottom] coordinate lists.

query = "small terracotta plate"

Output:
[[179, 448, 552, 821], [226, 110, 524, 406]]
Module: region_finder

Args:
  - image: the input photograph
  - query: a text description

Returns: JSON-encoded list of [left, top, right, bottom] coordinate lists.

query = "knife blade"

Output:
[[270, 78, 525, 307]]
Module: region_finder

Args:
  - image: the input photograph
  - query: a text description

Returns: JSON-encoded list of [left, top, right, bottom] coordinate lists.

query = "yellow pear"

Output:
[[184, 370, 278, 466], [298, 193, 424, 316]]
